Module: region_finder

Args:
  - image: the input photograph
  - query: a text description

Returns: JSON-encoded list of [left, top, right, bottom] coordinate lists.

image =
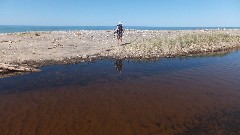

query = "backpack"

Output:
[[117, 24, 123, 33]]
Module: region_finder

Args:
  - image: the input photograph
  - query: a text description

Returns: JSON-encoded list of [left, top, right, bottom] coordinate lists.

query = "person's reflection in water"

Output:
[[114, 59, 123, 73]]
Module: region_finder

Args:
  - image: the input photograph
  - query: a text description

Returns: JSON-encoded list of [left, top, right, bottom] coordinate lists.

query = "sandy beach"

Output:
[[0, 29, 240, 73]]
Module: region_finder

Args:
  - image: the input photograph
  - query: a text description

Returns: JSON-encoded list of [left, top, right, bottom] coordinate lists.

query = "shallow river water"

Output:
[[1, 51, 240, 135]]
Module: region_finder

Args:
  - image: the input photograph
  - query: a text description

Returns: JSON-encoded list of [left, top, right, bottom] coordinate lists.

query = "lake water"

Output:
[[0, 51, 240, 135], [1, 25, 240, 33]]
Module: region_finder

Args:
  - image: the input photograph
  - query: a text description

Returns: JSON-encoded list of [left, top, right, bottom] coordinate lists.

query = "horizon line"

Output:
[[0, 25, 240, 28]]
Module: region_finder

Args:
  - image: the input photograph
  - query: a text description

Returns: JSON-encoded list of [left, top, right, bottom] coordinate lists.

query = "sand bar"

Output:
[[0, 29, 240, 71]]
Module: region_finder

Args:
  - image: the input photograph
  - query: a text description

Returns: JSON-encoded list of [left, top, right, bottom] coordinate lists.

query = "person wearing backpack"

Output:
[[114, 22, 124, 44]]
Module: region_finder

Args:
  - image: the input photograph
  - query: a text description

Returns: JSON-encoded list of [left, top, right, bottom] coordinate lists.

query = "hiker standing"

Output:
[[114, 22, 124, 44]]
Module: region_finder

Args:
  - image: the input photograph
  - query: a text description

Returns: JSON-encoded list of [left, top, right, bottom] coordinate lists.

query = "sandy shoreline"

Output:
[[0, 29, 240, 73], [1, 30, 240, 134]]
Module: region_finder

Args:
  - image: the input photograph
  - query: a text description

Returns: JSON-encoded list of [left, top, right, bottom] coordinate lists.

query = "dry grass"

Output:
[[124, 33, 240, 57]]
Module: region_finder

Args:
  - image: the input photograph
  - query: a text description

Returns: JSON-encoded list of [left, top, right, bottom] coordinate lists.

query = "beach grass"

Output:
[[123, 32, 240, 58]]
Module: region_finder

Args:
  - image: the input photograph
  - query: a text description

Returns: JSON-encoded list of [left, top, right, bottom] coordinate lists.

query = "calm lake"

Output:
[[0, 51, 240, 135]]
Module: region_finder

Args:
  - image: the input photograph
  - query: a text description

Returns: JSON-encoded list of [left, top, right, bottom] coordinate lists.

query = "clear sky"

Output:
[[0, 0, 239, 27]]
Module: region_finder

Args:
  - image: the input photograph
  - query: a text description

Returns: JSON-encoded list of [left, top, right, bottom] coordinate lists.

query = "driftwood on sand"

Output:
[[0, 63, 41, 73]]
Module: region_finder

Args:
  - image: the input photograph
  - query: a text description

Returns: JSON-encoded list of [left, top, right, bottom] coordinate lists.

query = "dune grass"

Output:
[[125, 33, 240, 57]]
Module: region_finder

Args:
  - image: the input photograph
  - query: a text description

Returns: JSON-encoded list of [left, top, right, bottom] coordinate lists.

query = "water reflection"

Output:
[[114, 59, 123, 73], [1, 52, 240, 134]]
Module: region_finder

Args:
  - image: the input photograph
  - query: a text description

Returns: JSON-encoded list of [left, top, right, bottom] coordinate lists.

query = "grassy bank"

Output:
[[108, 32, 240, 58]]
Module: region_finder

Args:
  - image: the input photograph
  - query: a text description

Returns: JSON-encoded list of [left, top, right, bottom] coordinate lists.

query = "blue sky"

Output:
[[0, 0, 239, 27]]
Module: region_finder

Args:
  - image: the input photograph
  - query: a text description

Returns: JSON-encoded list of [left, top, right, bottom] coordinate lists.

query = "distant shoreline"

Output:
[[0, 29, 240, 77], [1, 25, 240, 33]]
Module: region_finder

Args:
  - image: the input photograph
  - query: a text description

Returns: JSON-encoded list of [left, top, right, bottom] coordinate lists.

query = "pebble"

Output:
[[82, 55, 87, 59]]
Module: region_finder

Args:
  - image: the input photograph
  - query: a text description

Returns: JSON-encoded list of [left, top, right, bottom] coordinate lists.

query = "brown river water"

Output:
[[1, 51, 240, 135]]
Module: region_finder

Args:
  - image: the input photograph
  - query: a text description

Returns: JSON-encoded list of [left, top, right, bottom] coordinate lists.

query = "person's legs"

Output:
[[119, 33, 122, 43], [117, 33, 122, 44], [120, 35, 122, 42], [117, 32, 123, 44], [117, 35, 120, 44]]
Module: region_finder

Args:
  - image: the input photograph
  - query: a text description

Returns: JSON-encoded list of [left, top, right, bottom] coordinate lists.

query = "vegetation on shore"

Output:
[[1, 30, 240, 75], [111, 32, 240, 58]]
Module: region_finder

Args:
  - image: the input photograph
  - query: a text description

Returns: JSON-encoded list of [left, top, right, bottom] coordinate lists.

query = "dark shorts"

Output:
[[117, 32, 123, 39]]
